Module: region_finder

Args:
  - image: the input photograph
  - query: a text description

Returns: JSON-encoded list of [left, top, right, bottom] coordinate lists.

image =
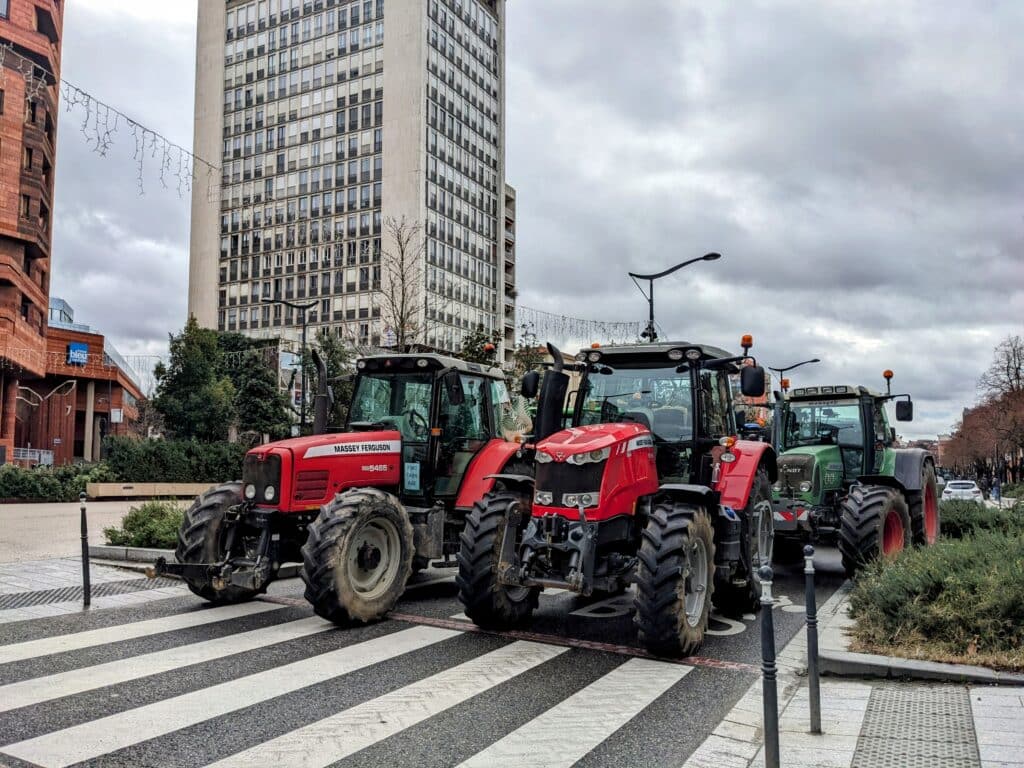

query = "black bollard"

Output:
[[760, 564, 780, 768], [80, 492, 91, 607], [805, 545, 821, 734]]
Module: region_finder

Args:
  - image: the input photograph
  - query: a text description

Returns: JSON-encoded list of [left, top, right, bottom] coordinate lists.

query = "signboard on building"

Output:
[[111, 409, 123, 424], [67, 342, 89, 365]]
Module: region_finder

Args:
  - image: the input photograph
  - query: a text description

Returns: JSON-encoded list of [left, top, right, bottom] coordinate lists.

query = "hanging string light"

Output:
[[516, 306, 643, 347]]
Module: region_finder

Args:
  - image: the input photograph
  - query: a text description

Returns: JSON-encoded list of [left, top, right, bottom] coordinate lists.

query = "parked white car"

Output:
[[942, 480, 984, 504]]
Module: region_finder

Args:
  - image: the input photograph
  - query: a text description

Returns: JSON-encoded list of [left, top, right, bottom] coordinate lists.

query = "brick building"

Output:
[[15, 299, 143, 466], [0, 0, 63, 463]]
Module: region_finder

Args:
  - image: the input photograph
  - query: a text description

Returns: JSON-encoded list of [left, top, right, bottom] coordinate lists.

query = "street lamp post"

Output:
[[267, 296, 318, 433], [628, 253, 721, 343], [768, 359, 821, 393]]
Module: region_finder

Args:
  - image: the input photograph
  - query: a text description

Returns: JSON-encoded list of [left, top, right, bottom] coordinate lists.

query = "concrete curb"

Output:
[[821, 587, 1024, 685], [87, 545, 301, 579], [820, 649, 1024, 685]]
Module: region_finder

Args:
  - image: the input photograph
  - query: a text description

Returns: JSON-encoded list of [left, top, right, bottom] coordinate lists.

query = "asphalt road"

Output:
[[0, 547, 845, 768]]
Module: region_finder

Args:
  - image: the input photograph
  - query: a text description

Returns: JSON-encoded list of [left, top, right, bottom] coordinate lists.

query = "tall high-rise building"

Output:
[[0, 0, 63, 463], [502, 182, 515, 365], [189, 0, 509, 359]]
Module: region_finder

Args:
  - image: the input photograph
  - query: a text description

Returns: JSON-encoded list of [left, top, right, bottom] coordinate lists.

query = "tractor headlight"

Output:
[[772, 481, 782, 492], [244, 484, 257, 500], [264, 485, 276, 502], [563, 492, 600, 508], [567, 447, 610, 465], [799, 481, 812, 493], [587, 351, 602, 363], [667, 348, 684, 361], [535, 451, 554, 464], [575, 352, 588, 362], [534, 490, 553, 505]]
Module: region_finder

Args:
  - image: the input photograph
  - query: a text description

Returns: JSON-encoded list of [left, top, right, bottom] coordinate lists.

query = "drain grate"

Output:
[[852, 685, 980, 768], [0, 577, 181, 610]]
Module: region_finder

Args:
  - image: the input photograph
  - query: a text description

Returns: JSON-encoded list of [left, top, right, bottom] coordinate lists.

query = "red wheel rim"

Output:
[[924, 483, 938, 544], [883, 509, 905, 555]]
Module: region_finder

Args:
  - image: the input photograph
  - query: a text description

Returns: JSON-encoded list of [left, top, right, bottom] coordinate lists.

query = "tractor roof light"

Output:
[[741, 334, 753, 349], [781, 378, 791, 389], [667, 348, 684, 361], [575, 352, 588, 362], [719, 436, 737, 448], [356, 360, 366, 369], [591, 342, 601, 349], [685, 348, 702, 361], [416, 358, 429, 368], [883, 369, 894, 380], [587, 351, 602, 363]]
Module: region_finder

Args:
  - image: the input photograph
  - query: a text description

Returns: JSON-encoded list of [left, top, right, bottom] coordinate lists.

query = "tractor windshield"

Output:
[[784, 401, 863, 449], [348, 373, 433, 443], [578, 363, 700, 442]]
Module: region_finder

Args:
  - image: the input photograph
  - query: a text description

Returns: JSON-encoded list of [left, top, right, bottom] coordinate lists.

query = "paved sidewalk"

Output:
[[0, 557, 187, 624], [0, 500, 138, 563], [683, 583, 1024, 767]]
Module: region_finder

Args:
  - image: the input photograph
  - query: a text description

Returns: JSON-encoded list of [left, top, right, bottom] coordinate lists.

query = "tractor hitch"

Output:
[[147, 556, 273, 592]]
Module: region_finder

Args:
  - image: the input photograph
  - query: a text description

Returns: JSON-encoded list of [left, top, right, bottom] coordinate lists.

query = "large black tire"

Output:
[[175, 482, 261, 604], [634, 502, 715, 657], [301, 488, 414, 624], [838, 484, 911, 576], [908, 462, 940, 546], [456, 492, 539, 628], [715, 469, 774, 616]]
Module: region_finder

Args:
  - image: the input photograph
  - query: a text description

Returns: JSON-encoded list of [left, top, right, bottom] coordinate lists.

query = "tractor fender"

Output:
[[455, 440, 530, 509], [483, 474, 536, 495], [716, 441, 777, 510], [659, 484, 717, 510], [860, 449, 932, 495]]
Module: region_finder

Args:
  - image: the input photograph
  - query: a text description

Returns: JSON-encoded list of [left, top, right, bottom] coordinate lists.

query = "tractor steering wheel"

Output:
[[403, 408, 429, 439]]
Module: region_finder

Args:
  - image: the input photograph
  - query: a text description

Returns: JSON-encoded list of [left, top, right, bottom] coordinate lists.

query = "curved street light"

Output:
[[768, 358, 821, 392], [628, 252, 721, 343], [267, 296, 318, 433]]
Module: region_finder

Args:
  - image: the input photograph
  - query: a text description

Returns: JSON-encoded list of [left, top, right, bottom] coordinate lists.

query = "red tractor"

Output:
[[152, 353, 531, 624], [457, 338, 777, 656]]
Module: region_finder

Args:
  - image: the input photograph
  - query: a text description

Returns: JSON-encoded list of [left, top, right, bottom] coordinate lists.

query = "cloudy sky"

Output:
[[51, 1, 1024, 438]]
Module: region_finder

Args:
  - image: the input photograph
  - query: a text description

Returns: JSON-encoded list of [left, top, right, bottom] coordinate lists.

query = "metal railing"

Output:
[[13, 448, 54, 466]]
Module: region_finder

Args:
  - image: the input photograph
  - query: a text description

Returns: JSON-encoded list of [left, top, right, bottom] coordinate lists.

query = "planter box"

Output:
[[86, 483, 212, 499]]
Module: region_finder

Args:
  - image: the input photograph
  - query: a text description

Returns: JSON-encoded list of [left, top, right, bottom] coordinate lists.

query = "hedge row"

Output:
[[939, 499, 1024, 539], [0, 463, 116, 503], [102, 437, 248, 484]]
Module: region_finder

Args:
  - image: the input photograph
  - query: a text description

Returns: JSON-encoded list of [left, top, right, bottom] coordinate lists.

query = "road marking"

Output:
[[0, 616, 334, 713], [456, 658, 690, 767], [0, 602, 282, 665], [0, 625, 459, 768], [388, 612, 758, 672], [205, 641, 567, 768]]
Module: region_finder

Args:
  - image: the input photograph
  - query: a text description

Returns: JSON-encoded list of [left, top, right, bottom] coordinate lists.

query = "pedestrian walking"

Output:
[[992, 476, 1001, 506]]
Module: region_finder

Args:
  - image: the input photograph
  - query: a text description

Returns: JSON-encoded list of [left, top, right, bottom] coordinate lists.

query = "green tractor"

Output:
[[771, 371, 939, 573]]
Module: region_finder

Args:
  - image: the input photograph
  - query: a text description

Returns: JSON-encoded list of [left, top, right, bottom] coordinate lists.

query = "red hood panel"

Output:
[[248, 430, 402, 460], [537, 423, 650, 459]]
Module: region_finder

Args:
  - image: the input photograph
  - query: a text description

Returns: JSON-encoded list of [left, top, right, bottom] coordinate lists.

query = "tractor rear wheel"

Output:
[[715, 469, 774, 616], [634, 502, 715, 657], [908, 463, 940, 546], [301, 488, 414, 624], [456, 492, 539, 628], [175, 482, 261, 604], [838, 485, 911, 575]]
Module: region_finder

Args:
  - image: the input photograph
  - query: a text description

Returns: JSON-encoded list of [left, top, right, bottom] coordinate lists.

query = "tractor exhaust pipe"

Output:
[[312, 350, 332, 435], [534, 343, 570, 443]]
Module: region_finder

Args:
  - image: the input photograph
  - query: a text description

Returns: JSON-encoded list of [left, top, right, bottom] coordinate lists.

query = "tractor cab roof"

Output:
[[357, 353, 505, 380], [787, 385, 884, 401], [576, 341, 736, 369]]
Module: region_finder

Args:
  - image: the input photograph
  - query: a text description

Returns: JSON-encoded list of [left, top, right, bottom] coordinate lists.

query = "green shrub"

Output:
[[103, 500, 185, 549], [849, 531, 1024, 670], [103, 437, 247, 484], [0, 463, 113, 502], [1002, 481, 1023, 498], [940, 500, 1024, 539]]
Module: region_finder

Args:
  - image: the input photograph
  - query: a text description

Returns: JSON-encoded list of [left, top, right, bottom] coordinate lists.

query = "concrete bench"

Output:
[[86, 483, 213, 500]]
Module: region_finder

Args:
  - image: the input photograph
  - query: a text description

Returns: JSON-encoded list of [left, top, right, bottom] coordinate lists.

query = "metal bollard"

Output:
[[80, 492, 91, 607], [804, 545, 821, 734], [760, 564, 780, 768]]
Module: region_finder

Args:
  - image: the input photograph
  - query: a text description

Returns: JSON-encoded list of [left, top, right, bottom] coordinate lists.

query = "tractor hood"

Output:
[[536, 422, 651, 461], [775, 445, 844, 502], [248, 430, 403, 461]]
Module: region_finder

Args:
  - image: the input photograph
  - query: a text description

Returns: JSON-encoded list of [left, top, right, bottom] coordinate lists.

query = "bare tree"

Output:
[[979, 334, 1024, 398], [379, 216, 427, 352]]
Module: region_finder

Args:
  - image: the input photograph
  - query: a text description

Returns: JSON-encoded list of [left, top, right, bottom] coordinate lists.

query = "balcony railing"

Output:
[[13, 448, 54, 466]]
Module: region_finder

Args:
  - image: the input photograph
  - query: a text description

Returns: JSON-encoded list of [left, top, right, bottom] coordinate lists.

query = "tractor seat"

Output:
[[622, 411, 652, 431], [653, 408, 690, 442]]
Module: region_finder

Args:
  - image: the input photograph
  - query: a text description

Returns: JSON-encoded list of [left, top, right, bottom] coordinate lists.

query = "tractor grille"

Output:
[[294, 470, 329, 501], [777, 454, 816, 494], [243, 453, 282, 504], [536, 461, 605, 505]]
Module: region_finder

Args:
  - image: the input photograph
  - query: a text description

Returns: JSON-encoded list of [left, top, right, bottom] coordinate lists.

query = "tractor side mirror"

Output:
[[740, 365, 766, 398], [890, 427, 897, 443], [443, 371, 465, 406], [896, 399, 913, 421], [520, 370, 540, 399]]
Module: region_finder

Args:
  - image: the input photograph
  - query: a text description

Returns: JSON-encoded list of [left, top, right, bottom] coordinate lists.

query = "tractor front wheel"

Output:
[[456, 492, 539, 629], [634, 502, 715, 657], [715, 469, 774, 616], [175, 482, 261, 605], [908, 462, 940, 546], [838, 485, 911, 575], [301, 488, 414, 624]]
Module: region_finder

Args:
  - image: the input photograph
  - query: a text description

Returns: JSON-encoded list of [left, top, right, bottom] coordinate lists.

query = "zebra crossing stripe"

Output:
[[0, 625, 460, 768], [0, 601, 282, 666], [204, 640, 567, 768], [0, 616, 334, 713], [456, 657, 690, 767]]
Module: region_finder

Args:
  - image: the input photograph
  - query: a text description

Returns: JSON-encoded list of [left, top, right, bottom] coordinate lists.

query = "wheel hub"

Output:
[[357, 541, 382, 571]]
